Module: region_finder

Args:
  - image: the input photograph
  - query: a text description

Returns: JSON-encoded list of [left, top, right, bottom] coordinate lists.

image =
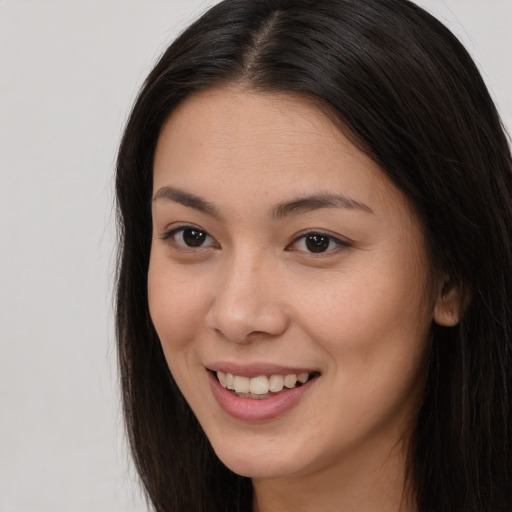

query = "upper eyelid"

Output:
[[159, 222, 208, 238], [286, 231, 353, 258], [158, 224, 219, 250], [289, 229, 351, 245]]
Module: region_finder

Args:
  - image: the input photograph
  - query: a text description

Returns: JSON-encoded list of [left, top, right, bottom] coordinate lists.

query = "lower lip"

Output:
[[208, 372, 317, 422]]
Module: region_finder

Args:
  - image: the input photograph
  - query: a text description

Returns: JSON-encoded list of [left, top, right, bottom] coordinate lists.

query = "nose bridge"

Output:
[[208, 246, 288, 342]]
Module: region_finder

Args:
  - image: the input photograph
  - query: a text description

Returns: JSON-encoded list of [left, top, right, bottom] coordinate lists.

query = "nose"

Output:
[[206, 252, 290, 343]]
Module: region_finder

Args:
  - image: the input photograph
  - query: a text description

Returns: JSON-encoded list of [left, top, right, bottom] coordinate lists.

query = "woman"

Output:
[[115, 0, 512, 510]]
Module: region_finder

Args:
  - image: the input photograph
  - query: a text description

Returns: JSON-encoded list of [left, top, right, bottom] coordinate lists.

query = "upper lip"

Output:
[[206, 361, 319, 378]]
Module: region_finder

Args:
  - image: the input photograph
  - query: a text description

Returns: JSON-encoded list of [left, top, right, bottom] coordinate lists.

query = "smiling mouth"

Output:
[[212, 370, 320, 400]]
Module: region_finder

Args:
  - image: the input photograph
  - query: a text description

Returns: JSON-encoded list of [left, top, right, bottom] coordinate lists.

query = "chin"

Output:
[[220, 455, 295, 480], [209, 437, 312, 480]]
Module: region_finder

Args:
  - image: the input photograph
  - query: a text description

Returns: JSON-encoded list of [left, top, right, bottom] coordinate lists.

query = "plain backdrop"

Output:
[[1, 1, 510, 511]]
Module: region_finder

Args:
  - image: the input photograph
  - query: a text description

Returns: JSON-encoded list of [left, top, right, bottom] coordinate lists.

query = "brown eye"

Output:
[[161, 225, 218, 250], [305, 234, 331, 253], [287, 231, 350, 255], [182, 228, 207, 247]]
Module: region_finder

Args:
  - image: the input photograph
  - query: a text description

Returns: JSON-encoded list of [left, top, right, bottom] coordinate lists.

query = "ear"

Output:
[[433, 277, 462, 327]]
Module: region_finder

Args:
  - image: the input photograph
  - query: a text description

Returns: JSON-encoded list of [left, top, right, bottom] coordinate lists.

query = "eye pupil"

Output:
[[183, 228, 206, 247], [305, 234, 330, 253]]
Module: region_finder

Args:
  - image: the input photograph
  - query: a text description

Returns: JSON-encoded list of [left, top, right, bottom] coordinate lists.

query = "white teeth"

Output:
[[233, 375, 250, 393], [249, 376, 269, 395], [218, 371, 227, 387], [284, 374, 297, 388], [217, 370, 314, 395], [269, 374, 284, 392], [297, 372, 309, 384]]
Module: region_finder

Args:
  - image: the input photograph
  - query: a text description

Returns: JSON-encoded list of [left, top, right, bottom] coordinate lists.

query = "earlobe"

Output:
[[433, 278, 462, 327]]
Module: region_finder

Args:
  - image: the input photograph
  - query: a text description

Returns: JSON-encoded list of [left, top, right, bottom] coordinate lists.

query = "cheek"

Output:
[[147, 259, 214, 404], [291, 259, 433, 379], [294, 275, 432, 444], [147, 258, 210, 352], [294, 267, 427, 335]]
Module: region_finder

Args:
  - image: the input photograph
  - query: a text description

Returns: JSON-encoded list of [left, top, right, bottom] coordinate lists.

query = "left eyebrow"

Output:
[[272, 193, 373, 218]]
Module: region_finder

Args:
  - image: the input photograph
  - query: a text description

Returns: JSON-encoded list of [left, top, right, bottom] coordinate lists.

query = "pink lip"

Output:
[[208, 370, 318, 422]]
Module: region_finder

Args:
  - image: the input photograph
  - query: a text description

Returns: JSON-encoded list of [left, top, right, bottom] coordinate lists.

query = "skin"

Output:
[[148, 86, 459, 512]]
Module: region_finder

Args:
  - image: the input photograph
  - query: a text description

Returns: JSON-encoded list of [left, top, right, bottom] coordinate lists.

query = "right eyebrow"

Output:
[[152, 186, 222, 219]]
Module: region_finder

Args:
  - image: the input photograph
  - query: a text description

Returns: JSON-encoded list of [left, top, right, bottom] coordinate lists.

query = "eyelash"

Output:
[[287, 230, 351, 256], [159, 224, 218, 250], [159, 225, 351, 255]]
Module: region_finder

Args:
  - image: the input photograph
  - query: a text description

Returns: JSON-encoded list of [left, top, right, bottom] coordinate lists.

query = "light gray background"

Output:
[[1, 1, 510, 511]]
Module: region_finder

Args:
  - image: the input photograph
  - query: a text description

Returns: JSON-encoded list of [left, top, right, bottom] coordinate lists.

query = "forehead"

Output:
[[155, 86, 348, 170], [152, 85, 411, 220]]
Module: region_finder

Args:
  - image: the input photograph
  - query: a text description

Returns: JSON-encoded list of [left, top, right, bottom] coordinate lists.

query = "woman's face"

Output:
[[148, 86, 448, 482]]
